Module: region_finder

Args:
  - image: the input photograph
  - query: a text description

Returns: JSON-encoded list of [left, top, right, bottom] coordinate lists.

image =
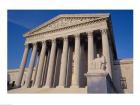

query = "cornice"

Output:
[[25, 17, 108, 38], [113, 59, 133, 65], [24, 13, 110, 37]]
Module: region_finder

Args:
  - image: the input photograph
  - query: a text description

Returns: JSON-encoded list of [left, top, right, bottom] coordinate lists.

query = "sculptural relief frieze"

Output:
[[25, 19, 107, 44], [29, 17, 101, 35]]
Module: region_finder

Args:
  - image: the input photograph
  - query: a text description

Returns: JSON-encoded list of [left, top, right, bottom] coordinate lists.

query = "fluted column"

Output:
[[45, 39, 56, 88], [34, 41, 47, 87], [58, 37, 68, 87], [65, 46, 73, 87], [87, 31, 94, 73], [16, 44, 29, 88], [101, 29, 112, 77], [33, 54, 39, 86], [40, 54, 47, 86], [25, 43, 37, 88], [71, 34, 80, 87], [42, 50, 50, 86]]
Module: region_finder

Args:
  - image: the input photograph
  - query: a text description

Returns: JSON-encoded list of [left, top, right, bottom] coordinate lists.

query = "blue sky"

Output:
[[8, 10, 133, 69]]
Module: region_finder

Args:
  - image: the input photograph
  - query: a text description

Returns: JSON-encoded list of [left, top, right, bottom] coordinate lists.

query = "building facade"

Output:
[[8, 13, 133, 93]]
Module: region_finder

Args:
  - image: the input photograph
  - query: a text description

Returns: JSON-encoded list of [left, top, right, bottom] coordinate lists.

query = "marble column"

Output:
[[45, 39, 56, 88], [33, 54, 39, 86], [58, 37, 68, 87], [71, 34, 80, 87], [42, 50, 50, 86], [25, 43, 37, 88], [16, 44, 29, 88], [101, 29, 112, 77], [65, 46, 73, 87], [40, 54, 47, 86], [87, 31, 94, 73], [53, 48, 62, 87], [34, 41, 47, 87]]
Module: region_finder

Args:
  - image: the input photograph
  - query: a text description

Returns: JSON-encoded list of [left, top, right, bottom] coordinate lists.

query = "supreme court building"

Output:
[[8, 13, 133, 93]]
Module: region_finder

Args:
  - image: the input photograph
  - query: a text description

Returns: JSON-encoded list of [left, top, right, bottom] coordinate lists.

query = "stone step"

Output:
[[8, 87, 87, 93]]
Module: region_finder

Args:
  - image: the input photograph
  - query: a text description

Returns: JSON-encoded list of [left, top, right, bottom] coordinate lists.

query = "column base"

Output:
[[57, 85, 65, 88], [30, 86, 39, 89], [70, 85, 79, 88], [43, 85, 51, 88], [85, 70, 109, 93], [20, 85, 28, 89], [23, 84, 31, 88], [15, 84, 21, 89], [33, 85, 40, 88]]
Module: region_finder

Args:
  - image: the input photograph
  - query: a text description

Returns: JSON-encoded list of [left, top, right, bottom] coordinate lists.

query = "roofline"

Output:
[[113, 58, 133, 65], [23, 13, 110, 37]]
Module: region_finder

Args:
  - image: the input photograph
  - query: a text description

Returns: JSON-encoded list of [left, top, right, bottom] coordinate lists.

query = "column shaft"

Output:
[[58, 37, 68, 87], [101, 29, 112, 77], [16, 44, 29, 87], [65, 46, 73, 87], [87, 31, 94, 73], [25, 43, 37, 88], [45, 40, 56, 88], [52, 48, 61, 87], [34, 41, 47, 87], [42, 50, 50, 86], [33, 54, 39, 86], [40, 54, 47, 86], [71, 35, 80, 87]]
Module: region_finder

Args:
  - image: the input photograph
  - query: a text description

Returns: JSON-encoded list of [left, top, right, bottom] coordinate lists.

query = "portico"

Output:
[[15, 14, 117, 93]]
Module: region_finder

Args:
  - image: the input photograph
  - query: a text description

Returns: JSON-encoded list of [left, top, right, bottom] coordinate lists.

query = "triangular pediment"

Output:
[[25, 13, 110, 36]]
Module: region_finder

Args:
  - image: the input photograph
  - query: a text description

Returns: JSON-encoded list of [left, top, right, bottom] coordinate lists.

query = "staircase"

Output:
[[8, 87, 87, 93]]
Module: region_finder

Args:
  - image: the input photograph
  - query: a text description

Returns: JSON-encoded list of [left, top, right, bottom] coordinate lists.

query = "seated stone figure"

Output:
[[92, 54, 106, 71]]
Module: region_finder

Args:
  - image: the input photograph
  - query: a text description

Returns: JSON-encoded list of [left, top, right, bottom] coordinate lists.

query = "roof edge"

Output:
[[23, 13, 110, 37]]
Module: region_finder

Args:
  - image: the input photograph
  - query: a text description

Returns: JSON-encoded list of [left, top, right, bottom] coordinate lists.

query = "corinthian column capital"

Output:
[[87, 31, 93, 37], [32, 42, 37, 47], [101, 28, 108, 35], [52, 39, 56, 43], [24, 43, 29, 48], [42, 41, 46, 45], [75, 33, 80, 39], [63, 36, 68, 41]]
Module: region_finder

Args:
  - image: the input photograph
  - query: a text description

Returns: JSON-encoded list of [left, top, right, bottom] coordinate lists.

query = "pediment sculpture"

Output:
[[28, 16, 101, 35]]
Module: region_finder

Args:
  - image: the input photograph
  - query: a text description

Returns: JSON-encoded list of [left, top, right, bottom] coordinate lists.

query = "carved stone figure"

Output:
[[92, 54, 106, 70], [32, 17, 99, 34]]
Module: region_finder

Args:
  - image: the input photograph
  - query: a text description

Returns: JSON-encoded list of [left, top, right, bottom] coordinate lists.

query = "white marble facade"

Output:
[[8, 14, 133, 93]]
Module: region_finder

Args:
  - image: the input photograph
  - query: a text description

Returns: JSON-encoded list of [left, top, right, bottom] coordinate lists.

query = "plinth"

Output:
[[85, 70, 109, 93]]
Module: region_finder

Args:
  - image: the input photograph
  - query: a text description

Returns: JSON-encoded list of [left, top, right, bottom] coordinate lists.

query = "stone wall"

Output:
[[8, 68, 37, 87], [112, 59, 133, 93]]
